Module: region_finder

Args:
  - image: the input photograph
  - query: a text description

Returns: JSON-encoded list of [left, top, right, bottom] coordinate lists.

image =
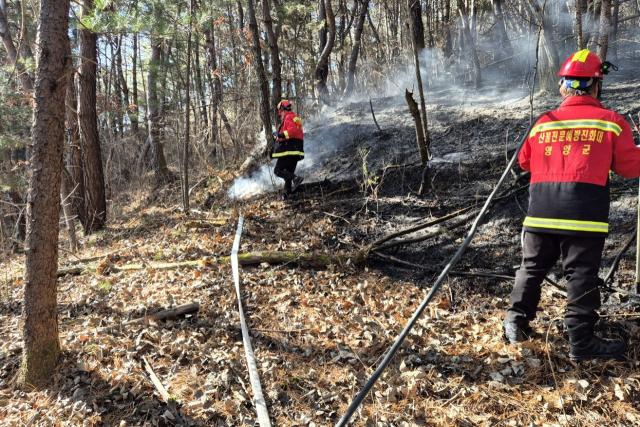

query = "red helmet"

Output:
[[558, 49, 604, 78], [277, 100, 292, 116]]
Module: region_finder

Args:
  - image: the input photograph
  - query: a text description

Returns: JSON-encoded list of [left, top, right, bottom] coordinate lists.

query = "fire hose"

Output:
[[335, 115, 544, 427]]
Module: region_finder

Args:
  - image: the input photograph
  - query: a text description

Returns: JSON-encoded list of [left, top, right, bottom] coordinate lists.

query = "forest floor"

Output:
[[3, 61, 640, 426]]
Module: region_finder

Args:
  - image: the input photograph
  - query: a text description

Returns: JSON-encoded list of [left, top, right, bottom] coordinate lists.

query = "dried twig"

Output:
[[369, 98, 382, 132], [143, 356, 182, 422]]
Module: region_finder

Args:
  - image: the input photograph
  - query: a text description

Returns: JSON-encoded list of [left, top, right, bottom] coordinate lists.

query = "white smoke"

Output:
[[227, 163, 281, 199], [227, 129, 281, 200]]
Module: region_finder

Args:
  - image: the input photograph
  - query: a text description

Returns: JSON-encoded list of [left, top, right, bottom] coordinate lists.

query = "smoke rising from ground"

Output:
[[228, 1, 640, 200]]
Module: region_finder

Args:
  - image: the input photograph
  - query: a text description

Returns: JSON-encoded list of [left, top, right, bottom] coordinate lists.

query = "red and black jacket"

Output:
[[272, 111, 304, 160], [520, 95, 640, 236]]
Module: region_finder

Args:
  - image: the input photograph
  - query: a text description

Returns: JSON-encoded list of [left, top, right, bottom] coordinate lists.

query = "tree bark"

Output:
[[491, 0, 513, 57], [410, 0, 425, 50], [405, 89, 428, 165], [19, 0, 69, 389], [458, 4, 482, 89], [65, 69, 86, 228], [610, 0, 619, 59], [147, 34, 172, 185], [407, 0, 430, 162], [318, 0, 327, 54], [261, 0, 282, 124], [115, 35, 132, 137], [193, 33, 209, 137], [204, 26, 223, 156], [131, 32, 140, 136], [1, 150, 25, 245], [526, 0, 559, 92], [576, 0, 584, 49], [183, 0, 192, 213], [442, 0, 453, 60], [247, 0, 275, 152], [77, 0, 107, 233], [345, 0, 369, 95], [0, 7, 33, 93], [315, 0, 336, 103], [597, 0, 612, 60]]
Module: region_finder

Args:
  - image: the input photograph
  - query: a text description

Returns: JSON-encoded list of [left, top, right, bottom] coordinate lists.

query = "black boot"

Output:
[[292, 175, 303, 192], [568, 324, 627, 362], [502, 319, 532, 345]]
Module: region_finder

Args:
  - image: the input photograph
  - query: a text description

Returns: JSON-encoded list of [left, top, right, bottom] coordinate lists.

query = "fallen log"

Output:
[[54, 250, 368, 277], [101, 302, 200, 334], [133, 302, 200, 324]]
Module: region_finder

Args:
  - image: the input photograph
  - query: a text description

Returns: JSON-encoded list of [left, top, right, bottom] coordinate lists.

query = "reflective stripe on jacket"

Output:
[[520, 95, 640, 236], [272, 111, 304, 159]]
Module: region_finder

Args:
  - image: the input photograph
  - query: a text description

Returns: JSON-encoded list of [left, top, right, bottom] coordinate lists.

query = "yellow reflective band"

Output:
[[283, 130, 290, 139], [572, 49, 591, 62], [272, 151, 305, 158], [523, 216, 608, 233], [530, 119, 622, 137]]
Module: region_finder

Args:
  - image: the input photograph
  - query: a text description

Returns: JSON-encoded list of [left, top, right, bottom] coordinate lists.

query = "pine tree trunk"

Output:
[[65, 57, 87, 229], [318, 0, 327, 54], [597, 0, 612, 60], [115, 35, 132, 137], [19, 0, 69, 389], [315, 0, 336, 103], [492, 0, 513, 57], [1, 151, 25, 245], [525, 0, 558, 93], [261, 0, 282, 124], [204, 26, 221, 156], [183, 0, 192, 213], [458, 4, 482, 89], [410, 0, 425, 50], [345, 0, 369, 95], [77, 0, 107, 233], [407, 0, 430, 163], [610, 0, 619, 59], [442, 0, 453, 61], [247, 0, 274, 152], [576, 0, 584, 49], [193, 33, 209, 138], [147, 35, 172, 185], [0, 7, 33, 93], [131, 32, 140, 137]]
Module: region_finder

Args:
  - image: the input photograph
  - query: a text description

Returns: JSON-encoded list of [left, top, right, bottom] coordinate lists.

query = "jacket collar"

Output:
[[559, 95, 603, 109]]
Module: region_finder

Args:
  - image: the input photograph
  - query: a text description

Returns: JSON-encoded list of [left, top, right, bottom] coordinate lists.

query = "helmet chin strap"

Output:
[[596, 80, 603, 100]]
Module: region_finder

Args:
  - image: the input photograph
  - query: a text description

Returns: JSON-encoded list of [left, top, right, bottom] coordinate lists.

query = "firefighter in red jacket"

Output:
[[503, 49, 640, 361], [271, 100, 304, 200]]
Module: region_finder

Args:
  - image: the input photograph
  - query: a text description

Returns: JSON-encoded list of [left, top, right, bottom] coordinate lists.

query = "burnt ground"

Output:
[[2, 60, 640, 426]]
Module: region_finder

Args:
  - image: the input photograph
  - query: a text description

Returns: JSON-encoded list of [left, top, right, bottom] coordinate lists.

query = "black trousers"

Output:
[[274, 157, 298, 193], [505, 231, 605, 330]]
